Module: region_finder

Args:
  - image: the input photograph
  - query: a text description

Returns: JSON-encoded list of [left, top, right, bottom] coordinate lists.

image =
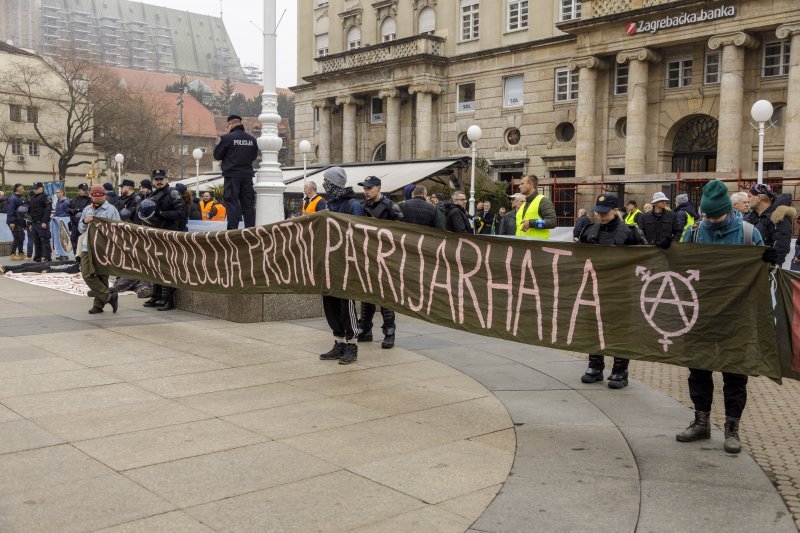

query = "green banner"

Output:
[[88, 212, 787, 379]]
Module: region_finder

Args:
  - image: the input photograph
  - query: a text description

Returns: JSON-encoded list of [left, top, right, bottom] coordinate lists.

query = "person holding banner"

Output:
[[676, 179, 770, 454], [51, 188, 71, 261], [78, 185, 120, 314], [516, 174, 556, 239], [578, 194, 645, 389]]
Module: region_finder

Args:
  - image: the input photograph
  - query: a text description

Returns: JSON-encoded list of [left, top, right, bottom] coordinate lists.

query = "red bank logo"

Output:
[[626, 5, 736, 36], [625, 22, 638, 36]]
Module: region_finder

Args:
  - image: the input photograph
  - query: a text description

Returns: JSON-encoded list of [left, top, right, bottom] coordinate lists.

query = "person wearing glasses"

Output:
[[745, 183, 796, 267], [444, 192, 473, 233]]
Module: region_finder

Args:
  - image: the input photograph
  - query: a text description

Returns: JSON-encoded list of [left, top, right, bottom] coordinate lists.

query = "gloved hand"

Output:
[[762, 247, 778, 265], [533, 219, 546, 229], [655, 237, 672, 249]]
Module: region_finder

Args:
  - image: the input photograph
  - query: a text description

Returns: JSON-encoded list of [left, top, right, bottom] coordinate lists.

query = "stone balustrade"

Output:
[[315, 34, 445, 74]]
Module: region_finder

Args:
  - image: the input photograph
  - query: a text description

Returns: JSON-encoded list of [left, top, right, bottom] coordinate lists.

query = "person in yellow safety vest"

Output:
[[674, 193, 699, 238], [199, 191, 227, 221], [302, 181, 328, 215], [624, 200, 644, 226], [515, 174, 557, 239]]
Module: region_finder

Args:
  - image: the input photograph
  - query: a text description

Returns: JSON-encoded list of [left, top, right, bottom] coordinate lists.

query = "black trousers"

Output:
[[322, 296, 358, 340], [69, 221, 80, 255], [223, 177, 256, 230], [26, 226, 34, 256], [588, 355, 629, 371], [360, 303, 396, 334], [688, 368, 748, 419], [10, 224, 25, 254], [32, 223, 51, 261]]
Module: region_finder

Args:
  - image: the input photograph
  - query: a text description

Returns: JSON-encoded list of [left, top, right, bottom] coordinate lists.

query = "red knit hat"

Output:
[[90, 184, 106, 198]]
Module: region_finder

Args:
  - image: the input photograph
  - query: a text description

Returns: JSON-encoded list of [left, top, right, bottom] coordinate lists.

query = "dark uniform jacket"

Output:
[[573, 214, 592, 240], [116, 194, 139, 222], [29, 192, 52, 225], [144, 186, 185, 230], [213, 124, 259, 178], [745, 193, 797, 265], [501, 209, 517, 236], [363, 194, 403, 221], [68, 195, 92, 226], [638, 209, 681, 244], [444, 202, 473, 233], [328, 189, 364, 216], [580, 216, 645, 246], [400, 197, 445, 229], [6, 193, 26, 225]]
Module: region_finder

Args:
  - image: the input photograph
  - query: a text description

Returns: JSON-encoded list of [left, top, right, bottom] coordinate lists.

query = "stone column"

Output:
[[314, 100, 332, 164], [777, 23, 800, 170], [408, 84, 442, 159], [616, 48, 660, 175], [379, 89, 401, 160], [708, 32, 759, 173], [335, 95, 363, 163], [568, 57, 607, 178]]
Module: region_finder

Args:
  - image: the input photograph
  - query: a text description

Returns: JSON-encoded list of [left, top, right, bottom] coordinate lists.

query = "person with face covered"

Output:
[[78, 184, 120, 314], [318, 166, 364, 365]]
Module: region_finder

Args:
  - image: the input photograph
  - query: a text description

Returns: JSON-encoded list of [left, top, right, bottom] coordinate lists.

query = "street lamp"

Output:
[[114, 153, 124, 187], [467, 125, 482, 216], [192, 148, 203, 196], [177, 74, 188, 179], [298, 140, 311, 181], [751, 99, 774, 185]]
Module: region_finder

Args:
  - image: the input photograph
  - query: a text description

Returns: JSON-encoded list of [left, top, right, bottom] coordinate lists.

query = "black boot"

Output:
[[676, 411, 711, 442], [356, 321, 373, 342], [580, 355, 604, 383], [157, 287, 175, 311], [339, 343, 358, 365], [724, 417, 741, 454], [380, 308, 395, 349], [320, 342, 345, 360], [143, 284, 162, 308], [607, 358, 629, 389]]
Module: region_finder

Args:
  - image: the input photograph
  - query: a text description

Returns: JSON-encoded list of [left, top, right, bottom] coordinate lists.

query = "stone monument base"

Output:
[[175, 290, 324, 323]]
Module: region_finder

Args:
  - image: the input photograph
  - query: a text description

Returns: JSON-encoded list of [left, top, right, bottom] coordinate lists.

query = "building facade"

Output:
[[293, 0, 800, 212]]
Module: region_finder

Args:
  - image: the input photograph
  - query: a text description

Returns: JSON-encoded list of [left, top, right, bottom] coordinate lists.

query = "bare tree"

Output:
[[0, 124, 12, 192]]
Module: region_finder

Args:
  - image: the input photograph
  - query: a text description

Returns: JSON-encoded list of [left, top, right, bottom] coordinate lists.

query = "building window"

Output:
[[373, 143, 386, 161], [315, 34, 329, 58], [461, 0, 479, 41], [9, 104, 23, 122], [457, 82, 475, 112], [316, 0, 328, 7], [615, 63, 629, 95], [560, 0, 581, 21], [26, 106, 38, 123], [314, 107, 320, 130], [381, 17, 396, 43], [507, 0, 528, 31], [704, 52, 720, 84], [763, 40, 791, 77], [371, 97, 384, 123], [458, 132, 472, 149], [555, 68, 578, 102], [555, 122, 575, 142], [505, 128, 521, 146], [11, 138, 23, 155], [615, 117, 627, 138], [503, 75, 524, 108], [666, 58, 692, 89], [419, 7, 436, 35], [347, 26, 361, 50], [28, 140, 39, 156]]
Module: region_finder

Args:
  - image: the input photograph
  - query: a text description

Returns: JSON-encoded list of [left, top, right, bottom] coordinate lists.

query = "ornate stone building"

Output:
[[293, 0, 799, 210]]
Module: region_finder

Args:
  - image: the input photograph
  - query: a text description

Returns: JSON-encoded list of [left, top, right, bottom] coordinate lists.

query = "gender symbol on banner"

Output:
[[635, 267, 700, 351]]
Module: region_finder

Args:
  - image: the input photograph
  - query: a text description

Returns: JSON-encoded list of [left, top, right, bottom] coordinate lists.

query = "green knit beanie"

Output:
[[700, 179, 732, 218]]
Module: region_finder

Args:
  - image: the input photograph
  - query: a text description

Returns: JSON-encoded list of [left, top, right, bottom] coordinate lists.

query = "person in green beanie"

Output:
[[676, 179, 774, 455]]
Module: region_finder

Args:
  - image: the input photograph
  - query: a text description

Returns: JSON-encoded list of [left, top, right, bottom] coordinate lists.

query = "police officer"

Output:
[[68, 183, 91, 255], [28, 182, 53, 263], [213, 114, 259, 230], [116, 179, 138, 222], [138, 169, 185, 311], [357, 176, 403, 349], [578, 194, 645, 389]]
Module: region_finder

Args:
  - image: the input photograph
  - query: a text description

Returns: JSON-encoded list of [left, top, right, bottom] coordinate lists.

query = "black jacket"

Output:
[[746, 194, 797, 265], [638, 209, 681, 244], [444, 202, 473, 233], [475, 209, 495, 235], [400, 197, 444, 229], [68, 195, 92, 225], [145, 186, 185, 230], [29, 192, 52, 225], [363, 194, 403, 221], [105, 190, 119, 207], [573, 214, 592, 240], [674, 202, 699, 231], [213, 124, 259, 178], [580, 216, 645, 246], [500, 209, 517, 236], [116, 194, 139, 222], [190, 198, 202, 220]]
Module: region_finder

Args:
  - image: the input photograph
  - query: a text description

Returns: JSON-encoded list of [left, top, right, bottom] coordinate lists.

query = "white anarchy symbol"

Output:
[[635, 266, 700, 352]]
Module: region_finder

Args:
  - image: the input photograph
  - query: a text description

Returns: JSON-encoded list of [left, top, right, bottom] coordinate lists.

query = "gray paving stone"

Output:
[[0, 315, 99, 337], [0, 419, 63, 454], [288, 367, 417, 396], [0, 473, 174, 532], [0, 403, 21, 423], [0, 368, 121, 398], [458, 361, 568, 391], [1, 383, 161, 418], [0, 357, 85, 377], [494, 390, 615, 427], [350, 505, 472, 533], [416, 346, 514, 369], [125, 441, 340, 508], [97, 355, 230, 381], [436, 484, 503, 522], [579, 385, 694, 428], [338, 381, 489, 416], [0, 444, 113, 496], [397, 397, 513, 441], [175, 382, 324, 417], [95, 511, 215, 532]]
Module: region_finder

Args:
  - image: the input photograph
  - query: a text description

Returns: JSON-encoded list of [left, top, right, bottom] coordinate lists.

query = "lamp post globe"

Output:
[[467, 125, 482, 142], [192, 148, 203, 161], [114, 153, 124, 186], [751, 100, 773, 185], [192, 148, 203, 196], [467, 125, 482, 216], [299, 140, 312, 181], [114, 153, 124, 165]]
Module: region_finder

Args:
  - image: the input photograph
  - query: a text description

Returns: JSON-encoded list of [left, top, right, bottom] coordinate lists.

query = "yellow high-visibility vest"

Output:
[[625, 209, 642, 225], [302, 195, 324, 214], [516, 194, 550, 239], [683, 212, 695, 232]]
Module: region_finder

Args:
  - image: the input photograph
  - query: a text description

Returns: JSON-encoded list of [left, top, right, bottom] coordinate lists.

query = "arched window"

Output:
[[373, 143, 386, 162], [347, 26, 361, 50], [381, 17, 396, 43], [418, 7, 436, 35]]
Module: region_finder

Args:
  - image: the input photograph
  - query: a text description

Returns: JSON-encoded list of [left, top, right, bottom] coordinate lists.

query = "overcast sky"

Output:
[[154, 0, 298, 88]]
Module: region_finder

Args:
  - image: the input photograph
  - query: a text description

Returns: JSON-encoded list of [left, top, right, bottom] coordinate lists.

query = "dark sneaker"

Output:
[[381, 333, 395, 349], [320, 342, 345, 360], [339, 343, 358, 365], [581, 367, 604, 383], [356, 330, 373, 342], [607, 371, 628, 389]]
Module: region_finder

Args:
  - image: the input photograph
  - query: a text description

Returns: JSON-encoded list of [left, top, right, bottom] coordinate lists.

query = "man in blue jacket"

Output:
[[318, 166, 364, 366], [213, 114, 259, 230], [6, 183, 27, 260]]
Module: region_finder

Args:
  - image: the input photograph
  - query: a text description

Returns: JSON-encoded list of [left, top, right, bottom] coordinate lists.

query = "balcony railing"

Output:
[[315, 34, 445, 74], [582, 0, 681, 18]]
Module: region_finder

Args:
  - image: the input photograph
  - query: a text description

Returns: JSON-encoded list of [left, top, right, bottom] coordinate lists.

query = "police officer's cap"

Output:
[[593, 195, 618, 213], [358, 176, 381, 188], [140, 179, 153, 189], [226, 114, 242, 122], [121, 179, 135, 188], [151, 169, 167, 179], [78, 183, 89, 191], [32, 181, 44, 189]]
